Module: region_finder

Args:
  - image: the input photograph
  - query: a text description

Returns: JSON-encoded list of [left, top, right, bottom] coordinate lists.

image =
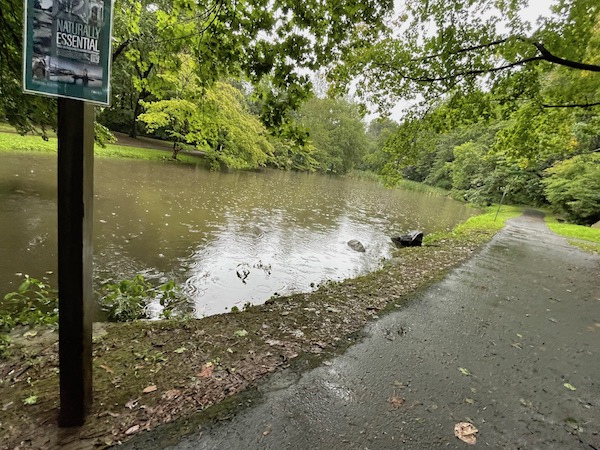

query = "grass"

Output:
[[0, 131, 204, 166], [394, 179, 450, 196], [424, 205, 523, 245], [545, 217, 600, 244], [545, 216, 600, 254]]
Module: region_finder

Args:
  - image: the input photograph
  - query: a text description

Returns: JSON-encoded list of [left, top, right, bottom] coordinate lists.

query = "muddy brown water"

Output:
[[0, 152, 476, 317]]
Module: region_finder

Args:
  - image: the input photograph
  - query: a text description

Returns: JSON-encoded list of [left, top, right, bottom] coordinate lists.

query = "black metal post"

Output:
[[57, 98, 94, 427]]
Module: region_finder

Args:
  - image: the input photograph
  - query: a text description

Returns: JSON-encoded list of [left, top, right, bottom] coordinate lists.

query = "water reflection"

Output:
[[0, 153, 478, 317]]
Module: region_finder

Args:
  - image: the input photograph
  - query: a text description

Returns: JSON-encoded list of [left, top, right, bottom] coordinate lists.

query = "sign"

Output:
[[23, 0, 113, 105]]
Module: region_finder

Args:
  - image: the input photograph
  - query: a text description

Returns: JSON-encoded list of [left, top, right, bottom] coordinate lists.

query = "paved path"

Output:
[[130, 212, 600, 449]]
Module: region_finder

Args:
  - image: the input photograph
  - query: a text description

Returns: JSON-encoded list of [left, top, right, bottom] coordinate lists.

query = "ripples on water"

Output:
[[0, 154, 478, 318]]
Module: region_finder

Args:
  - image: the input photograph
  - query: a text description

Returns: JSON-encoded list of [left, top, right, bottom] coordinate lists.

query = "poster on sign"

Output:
[[23, 0, 113, 105]]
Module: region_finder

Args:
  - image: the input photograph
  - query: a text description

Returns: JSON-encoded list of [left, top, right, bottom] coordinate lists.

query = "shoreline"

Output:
[[0, 206, 521, 449]]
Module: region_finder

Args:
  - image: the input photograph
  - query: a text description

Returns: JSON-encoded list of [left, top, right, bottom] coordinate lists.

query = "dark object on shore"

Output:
[[391, 230, 424, 248], [348, 239, 366, 252]]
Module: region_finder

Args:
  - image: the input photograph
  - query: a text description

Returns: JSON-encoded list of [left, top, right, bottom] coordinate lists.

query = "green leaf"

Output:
[[459, 367, 471, 376], [23, 395, 38, 405], [563, 383, 577, 391], [234, 329, 248, 337], [173, 347, 187, 354]]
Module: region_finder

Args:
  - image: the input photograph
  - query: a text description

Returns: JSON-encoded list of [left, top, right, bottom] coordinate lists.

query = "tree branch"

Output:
[[533, 43, 600, 72], [375, 56, 543, 83], [112, 39, 131, 62], [410, 37, 511, 63], [542, 101, 600, 109]]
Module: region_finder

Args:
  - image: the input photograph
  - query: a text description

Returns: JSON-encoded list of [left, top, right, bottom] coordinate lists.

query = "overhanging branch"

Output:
[[542, 101, 600, 108], [533, 43, 600, 72]]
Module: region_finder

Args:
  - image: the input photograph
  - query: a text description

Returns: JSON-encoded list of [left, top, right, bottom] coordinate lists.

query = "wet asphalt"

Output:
[[129, 212, 600, 449]]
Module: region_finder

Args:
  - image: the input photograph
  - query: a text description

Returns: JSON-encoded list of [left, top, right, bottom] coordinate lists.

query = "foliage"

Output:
[[99, 275, 152, 322], [0, 275, 58, 332], [105, 0, 394, 137], [542, 153, 600, 225], [98, 275, 191, 322], [295, 97, 369, 174], [363, 117, 399, 173], [139, 82, 274, 169], [94, 123, 117, 148], [333, 0, 600, 114], [267, 136, 319, 172], [0, 334, 11, 359], [0, 0, 55, 138]]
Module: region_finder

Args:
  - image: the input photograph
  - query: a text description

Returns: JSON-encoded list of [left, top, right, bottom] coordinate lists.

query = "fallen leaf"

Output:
[[23, 395, 38, 405], [198, 363, 214, 378], [125, 425, 140, 435], [459, 367, 471, 376], [564, 383, 577, 391], [162, 389, 181, 400], [173, 347, 187, 354], [234, 329, 248, 337], [465, 398, 475, 404], [142, 385, 157, 393], [23, 330, 38, 338], [125, 398, 139, 409], [99, 364, 114, 374], [454, 422, 478, 445], [388, 390, 405, 409]]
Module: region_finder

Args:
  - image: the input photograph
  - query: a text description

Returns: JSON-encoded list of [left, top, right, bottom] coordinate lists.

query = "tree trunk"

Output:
[[129, 97, 141, 139]]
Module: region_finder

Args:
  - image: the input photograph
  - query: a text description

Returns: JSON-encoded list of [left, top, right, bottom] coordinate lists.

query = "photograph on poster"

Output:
[[23, 0, 112, 105]]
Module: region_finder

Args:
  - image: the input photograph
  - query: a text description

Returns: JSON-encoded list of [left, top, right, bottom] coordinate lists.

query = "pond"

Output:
[[0, 152, 478, 317]]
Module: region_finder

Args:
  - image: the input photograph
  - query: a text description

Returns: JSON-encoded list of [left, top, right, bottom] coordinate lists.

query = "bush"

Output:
[[97, 108, 134, 134], [543, 153, 600, 225], [98, 275, 191, 322], [0, 275, 58, 332]]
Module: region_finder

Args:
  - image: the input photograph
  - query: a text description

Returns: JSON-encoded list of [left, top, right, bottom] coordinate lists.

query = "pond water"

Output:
[[0, 153, 478, 317]]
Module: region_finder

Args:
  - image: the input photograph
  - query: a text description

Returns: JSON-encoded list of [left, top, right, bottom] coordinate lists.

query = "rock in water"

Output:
[[391, 230, 424, 248], [347, 239, 366, 252]]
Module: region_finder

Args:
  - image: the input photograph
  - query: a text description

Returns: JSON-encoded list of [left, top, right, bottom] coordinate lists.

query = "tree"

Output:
[[0, 0, 55, 137], [138, 82, 273, 169], [105, 0, 394, 136], [543, 153, 600, 225], [332, 0, 600, 114], [362, 117, 399, 172], [1, 0, 393, 137], [296, 97, 370, 174]]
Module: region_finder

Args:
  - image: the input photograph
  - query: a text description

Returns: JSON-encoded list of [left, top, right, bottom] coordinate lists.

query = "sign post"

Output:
[[23, 0, 113, 426], [57, 98, 95, 426]]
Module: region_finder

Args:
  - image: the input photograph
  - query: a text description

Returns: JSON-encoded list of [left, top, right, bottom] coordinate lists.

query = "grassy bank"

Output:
[[0, 206, 521, 449], [545, 216, 600, 254], [0, 132, 203, 166]]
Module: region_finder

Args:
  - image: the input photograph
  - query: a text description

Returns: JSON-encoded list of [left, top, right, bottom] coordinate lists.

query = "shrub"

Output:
[[543, 153, 600, 225], [0, 275, 58, 332], [98, 275, 191, 322]]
